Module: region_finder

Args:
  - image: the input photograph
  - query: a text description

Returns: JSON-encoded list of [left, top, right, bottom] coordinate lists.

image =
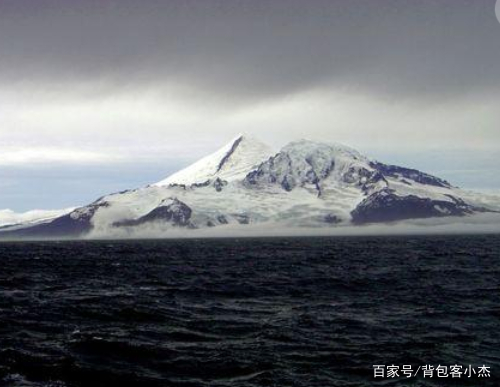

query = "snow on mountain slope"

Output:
[[154, 134, 273, 186], [0, 208, 74, 228], [456, 189, 500, 214], [80, 139, 494, 234], [245, 140, 378, 194], [2, 136, 498, 239]]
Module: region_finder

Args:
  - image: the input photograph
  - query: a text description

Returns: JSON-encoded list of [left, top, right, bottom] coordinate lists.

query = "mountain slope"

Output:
[[153, 134, 273, 186], [1, 137, 497, 239], [0, 208, 74, 229]]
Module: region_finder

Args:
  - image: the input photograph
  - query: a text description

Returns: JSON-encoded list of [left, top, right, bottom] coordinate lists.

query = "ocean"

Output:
[[0, 235, 499, 386]]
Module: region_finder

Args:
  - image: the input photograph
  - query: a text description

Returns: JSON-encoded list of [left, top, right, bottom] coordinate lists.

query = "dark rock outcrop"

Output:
[[191, 180, 211, 188], [341, 166, 389, 194], [0, 201, 110, 238], [217, 215, 229, 224], [213, 178, 228, 192], [351, 189, 475, 224], [217, 135, 243, 172], [244, 150, 334, 194], [342, 166, 373, 185], [114, 198, 192, 227], [233, 213, 250, 224], [324, 214, 342, 224], [370, 162, 451, 188]]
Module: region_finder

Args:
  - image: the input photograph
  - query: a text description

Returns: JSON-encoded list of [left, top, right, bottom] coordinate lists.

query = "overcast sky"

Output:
[[1, 0, 499, 211]]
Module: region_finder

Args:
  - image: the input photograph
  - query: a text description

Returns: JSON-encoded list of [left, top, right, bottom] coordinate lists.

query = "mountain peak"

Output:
[[4, 135, 497, 239], [282, 139, 368, 161], [154, 134, 273, 186]]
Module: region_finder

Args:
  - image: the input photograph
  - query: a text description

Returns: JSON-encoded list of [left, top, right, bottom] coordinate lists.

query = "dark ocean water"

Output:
[[0, 235, 499, 387]]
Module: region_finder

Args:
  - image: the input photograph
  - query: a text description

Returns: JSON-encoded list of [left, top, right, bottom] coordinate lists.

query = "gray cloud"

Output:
[[1, 0, 500, 211], [0, 0, 499, 103]]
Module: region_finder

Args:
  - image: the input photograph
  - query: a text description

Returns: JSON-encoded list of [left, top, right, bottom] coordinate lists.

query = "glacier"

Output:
[[1, 135, 499, 239]]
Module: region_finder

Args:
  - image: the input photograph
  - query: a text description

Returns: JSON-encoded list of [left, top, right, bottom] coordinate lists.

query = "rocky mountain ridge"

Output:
[[1, 135, 496, 239]]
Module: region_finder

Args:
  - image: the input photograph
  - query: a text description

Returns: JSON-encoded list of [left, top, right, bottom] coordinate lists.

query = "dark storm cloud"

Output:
[[0, 0, 499, 103]]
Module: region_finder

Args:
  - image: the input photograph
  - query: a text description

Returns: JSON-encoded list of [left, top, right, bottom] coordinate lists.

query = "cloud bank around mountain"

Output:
[[1, 0, 499, 210]]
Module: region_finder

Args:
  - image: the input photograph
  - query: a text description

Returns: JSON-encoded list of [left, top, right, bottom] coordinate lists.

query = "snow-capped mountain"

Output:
[[1, 135, 498, 239], [154, 135, 272, 186], [0, 208, 74, 229]]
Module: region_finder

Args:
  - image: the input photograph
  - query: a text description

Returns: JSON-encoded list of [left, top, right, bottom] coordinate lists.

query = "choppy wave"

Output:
[[0, 235, 499, 386]]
